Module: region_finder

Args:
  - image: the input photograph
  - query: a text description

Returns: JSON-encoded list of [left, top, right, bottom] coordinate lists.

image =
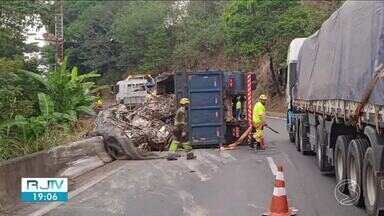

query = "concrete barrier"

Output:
[[0, 136, 110, 213]]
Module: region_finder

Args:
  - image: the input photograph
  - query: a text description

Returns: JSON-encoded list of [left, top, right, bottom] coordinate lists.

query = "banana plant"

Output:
[[22, 57, 100, 120]]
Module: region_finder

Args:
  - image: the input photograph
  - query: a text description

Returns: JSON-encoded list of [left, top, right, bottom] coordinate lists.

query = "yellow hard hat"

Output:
[[95, 99, 103, 107], [179, 98, 190, 105], [259, 94, 267, 100]]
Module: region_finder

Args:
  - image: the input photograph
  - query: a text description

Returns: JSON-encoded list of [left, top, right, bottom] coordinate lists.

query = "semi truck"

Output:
[[286, 1, 384, 215]]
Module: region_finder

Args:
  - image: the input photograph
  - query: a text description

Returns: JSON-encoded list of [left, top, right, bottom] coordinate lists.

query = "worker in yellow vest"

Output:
[[167, 98, 196, 161], [235, 96, 242, 120], [252, 94, 267, 150]]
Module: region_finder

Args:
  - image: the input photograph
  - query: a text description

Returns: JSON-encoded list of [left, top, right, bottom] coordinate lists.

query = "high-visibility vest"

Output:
[[236, 100, 241, 110], [252, 101, 265, 127], [175, 106, 187, 128]]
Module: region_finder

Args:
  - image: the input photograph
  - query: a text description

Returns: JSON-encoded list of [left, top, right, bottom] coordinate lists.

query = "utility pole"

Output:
[[54, 0, 64, 64]]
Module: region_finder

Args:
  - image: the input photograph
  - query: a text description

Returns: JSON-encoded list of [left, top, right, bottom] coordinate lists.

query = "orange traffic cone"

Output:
[[263, 166, 298, 216]]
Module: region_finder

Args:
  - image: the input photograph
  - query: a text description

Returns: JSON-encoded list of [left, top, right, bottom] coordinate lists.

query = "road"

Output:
[[22, 118, 366, 216]]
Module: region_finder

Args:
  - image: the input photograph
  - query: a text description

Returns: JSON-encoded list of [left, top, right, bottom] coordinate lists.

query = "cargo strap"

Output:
[[354, 64, 384, 126]]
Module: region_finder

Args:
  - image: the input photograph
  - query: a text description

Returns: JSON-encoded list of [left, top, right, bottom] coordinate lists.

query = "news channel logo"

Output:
[[21, 178, 68, 202], [334, 179, 360, 206]]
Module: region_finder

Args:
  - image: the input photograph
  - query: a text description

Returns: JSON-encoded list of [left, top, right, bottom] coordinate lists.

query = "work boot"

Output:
[[258, 146, 266, 151], [257, 142, 266, 151], [248, 141, 255, 150], [186, 152, 196, 160], [167, 153, 178, 161]]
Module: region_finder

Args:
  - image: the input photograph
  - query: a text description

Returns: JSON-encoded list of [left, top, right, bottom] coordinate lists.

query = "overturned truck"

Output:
[[286, 1, 384, 215], [94, 94, 176, 160]]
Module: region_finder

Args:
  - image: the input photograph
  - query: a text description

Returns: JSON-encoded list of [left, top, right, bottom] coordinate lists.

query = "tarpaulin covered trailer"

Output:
[[294, 1, 384, 105]]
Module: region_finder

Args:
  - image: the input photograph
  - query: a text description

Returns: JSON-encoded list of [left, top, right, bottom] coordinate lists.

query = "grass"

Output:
[[0, 117, 95, 161]]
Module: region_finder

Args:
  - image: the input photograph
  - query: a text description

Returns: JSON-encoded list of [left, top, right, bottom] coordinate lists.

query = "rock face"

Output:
[[93, 94, 176, 160]]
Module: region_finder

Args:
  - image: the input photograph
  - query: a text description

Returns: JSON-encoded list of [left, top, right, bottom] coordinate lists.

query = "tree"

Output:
[[64, 1, 123, 76], [113, 1, 173, 72], [171, 1, 227, 69], [224, 0, 331, 95], [0, 0, 51, 58]]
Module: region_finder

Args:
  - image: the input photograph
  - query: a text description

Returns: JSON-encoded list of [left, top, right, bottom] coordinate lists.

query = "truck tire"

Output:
[[299, 120, 311, 155], [363, 147, 379, 216], [104, 136, 124, 160], [289, 131, 295, 143], [335, 135, 353, 192], [316, 124, 330, 171], [295, 119, 301, 152], [347, 138, 369, 207]]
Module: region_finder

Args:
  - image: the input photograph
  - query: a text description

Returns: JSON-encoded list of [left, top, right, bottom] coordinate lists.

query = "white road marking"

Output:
[[178, 190, 208, 216], [220, 151, 236, 161], [282, 152, 295, 168], [247, 203, 265, 210], [204, 151, 233, 164], [202, 151, 223, 163], [183, 160, 210, 182], [29, 165, 125, 216], [266, 157, 278, 176], [195, 151, 219, 172], [151, 161, 177, 185], [266, 116, 286, 120]]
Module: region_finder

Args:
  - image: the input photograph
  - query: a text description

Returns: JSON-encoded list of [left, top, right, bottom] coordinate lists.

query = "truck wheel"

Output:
[[104, 136, 123, 160], [347, 138, 369, 207], [335, 135, 353, 192], [295, 119, 301, 152], [299, 120, 311, 155], [363, 147, 378, 216], [316, 124, 329, 171], [289, 131, 295, 143]]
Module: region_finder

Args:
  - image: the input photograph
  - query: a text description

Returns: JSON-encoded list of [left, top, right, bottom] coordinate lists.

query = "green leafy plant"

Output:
[[23, 57, 100, 120], [0, 57, 99, 160]]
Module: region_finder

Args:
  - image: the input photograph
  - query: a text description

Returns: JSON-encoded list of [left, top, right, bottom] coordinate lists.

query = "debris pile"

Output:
[[93, 94, 176, 159]]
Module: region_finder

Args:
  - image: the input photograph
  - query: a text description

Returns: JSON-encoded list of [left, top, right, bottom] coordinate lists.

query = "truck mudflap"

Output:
[[286, 110, 297, 132], [376, 171, 384, 214], [374, 144, 384, 208]]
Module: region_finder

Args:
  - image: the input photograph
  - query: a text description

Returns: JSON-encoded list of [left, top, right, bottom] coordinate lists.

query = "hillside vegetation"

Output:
[[63, 1, 340, 87], [0, 0, 340, 160]]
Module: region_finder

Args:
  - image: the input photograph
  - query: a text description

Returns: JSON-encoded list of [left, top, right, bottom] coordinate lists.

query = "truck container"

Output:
[[286, 2, 384, 215], [188, 71, 225, 146], [175, 70, 249, 147]]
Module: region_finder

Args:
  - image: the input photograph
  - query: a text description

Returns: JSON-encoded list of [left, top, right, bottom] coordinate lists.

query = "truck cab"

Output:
[[116, 75, 149, 108], [286, 38, 306, 142]]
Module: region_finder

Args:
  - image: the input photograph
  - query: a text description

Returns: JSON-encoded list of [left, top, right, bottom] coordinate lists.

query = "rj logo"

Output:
[[26, 179, 64, 190], [21, 178, 68, 202]]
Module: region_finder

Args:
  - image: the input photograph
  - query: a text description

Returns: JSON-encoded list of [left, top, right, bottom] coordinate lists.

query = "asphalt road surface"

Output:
[[23, 118, 366, 216]]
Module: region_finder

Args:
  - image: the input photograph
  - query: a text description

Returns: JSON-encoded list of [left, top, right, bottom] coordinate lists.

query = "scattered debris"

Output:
[[93, 94, 176, 159]]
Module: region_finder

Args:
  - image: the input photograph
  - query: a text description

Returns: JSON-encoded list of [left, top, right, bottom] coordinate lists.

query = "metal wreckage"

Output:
[[93, 94, 176, 160]]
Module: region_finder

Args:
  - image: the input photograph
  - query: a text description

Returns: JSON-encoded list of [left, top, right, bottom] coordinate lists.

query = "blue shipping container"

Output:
[[188, 71, 224, 146]]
